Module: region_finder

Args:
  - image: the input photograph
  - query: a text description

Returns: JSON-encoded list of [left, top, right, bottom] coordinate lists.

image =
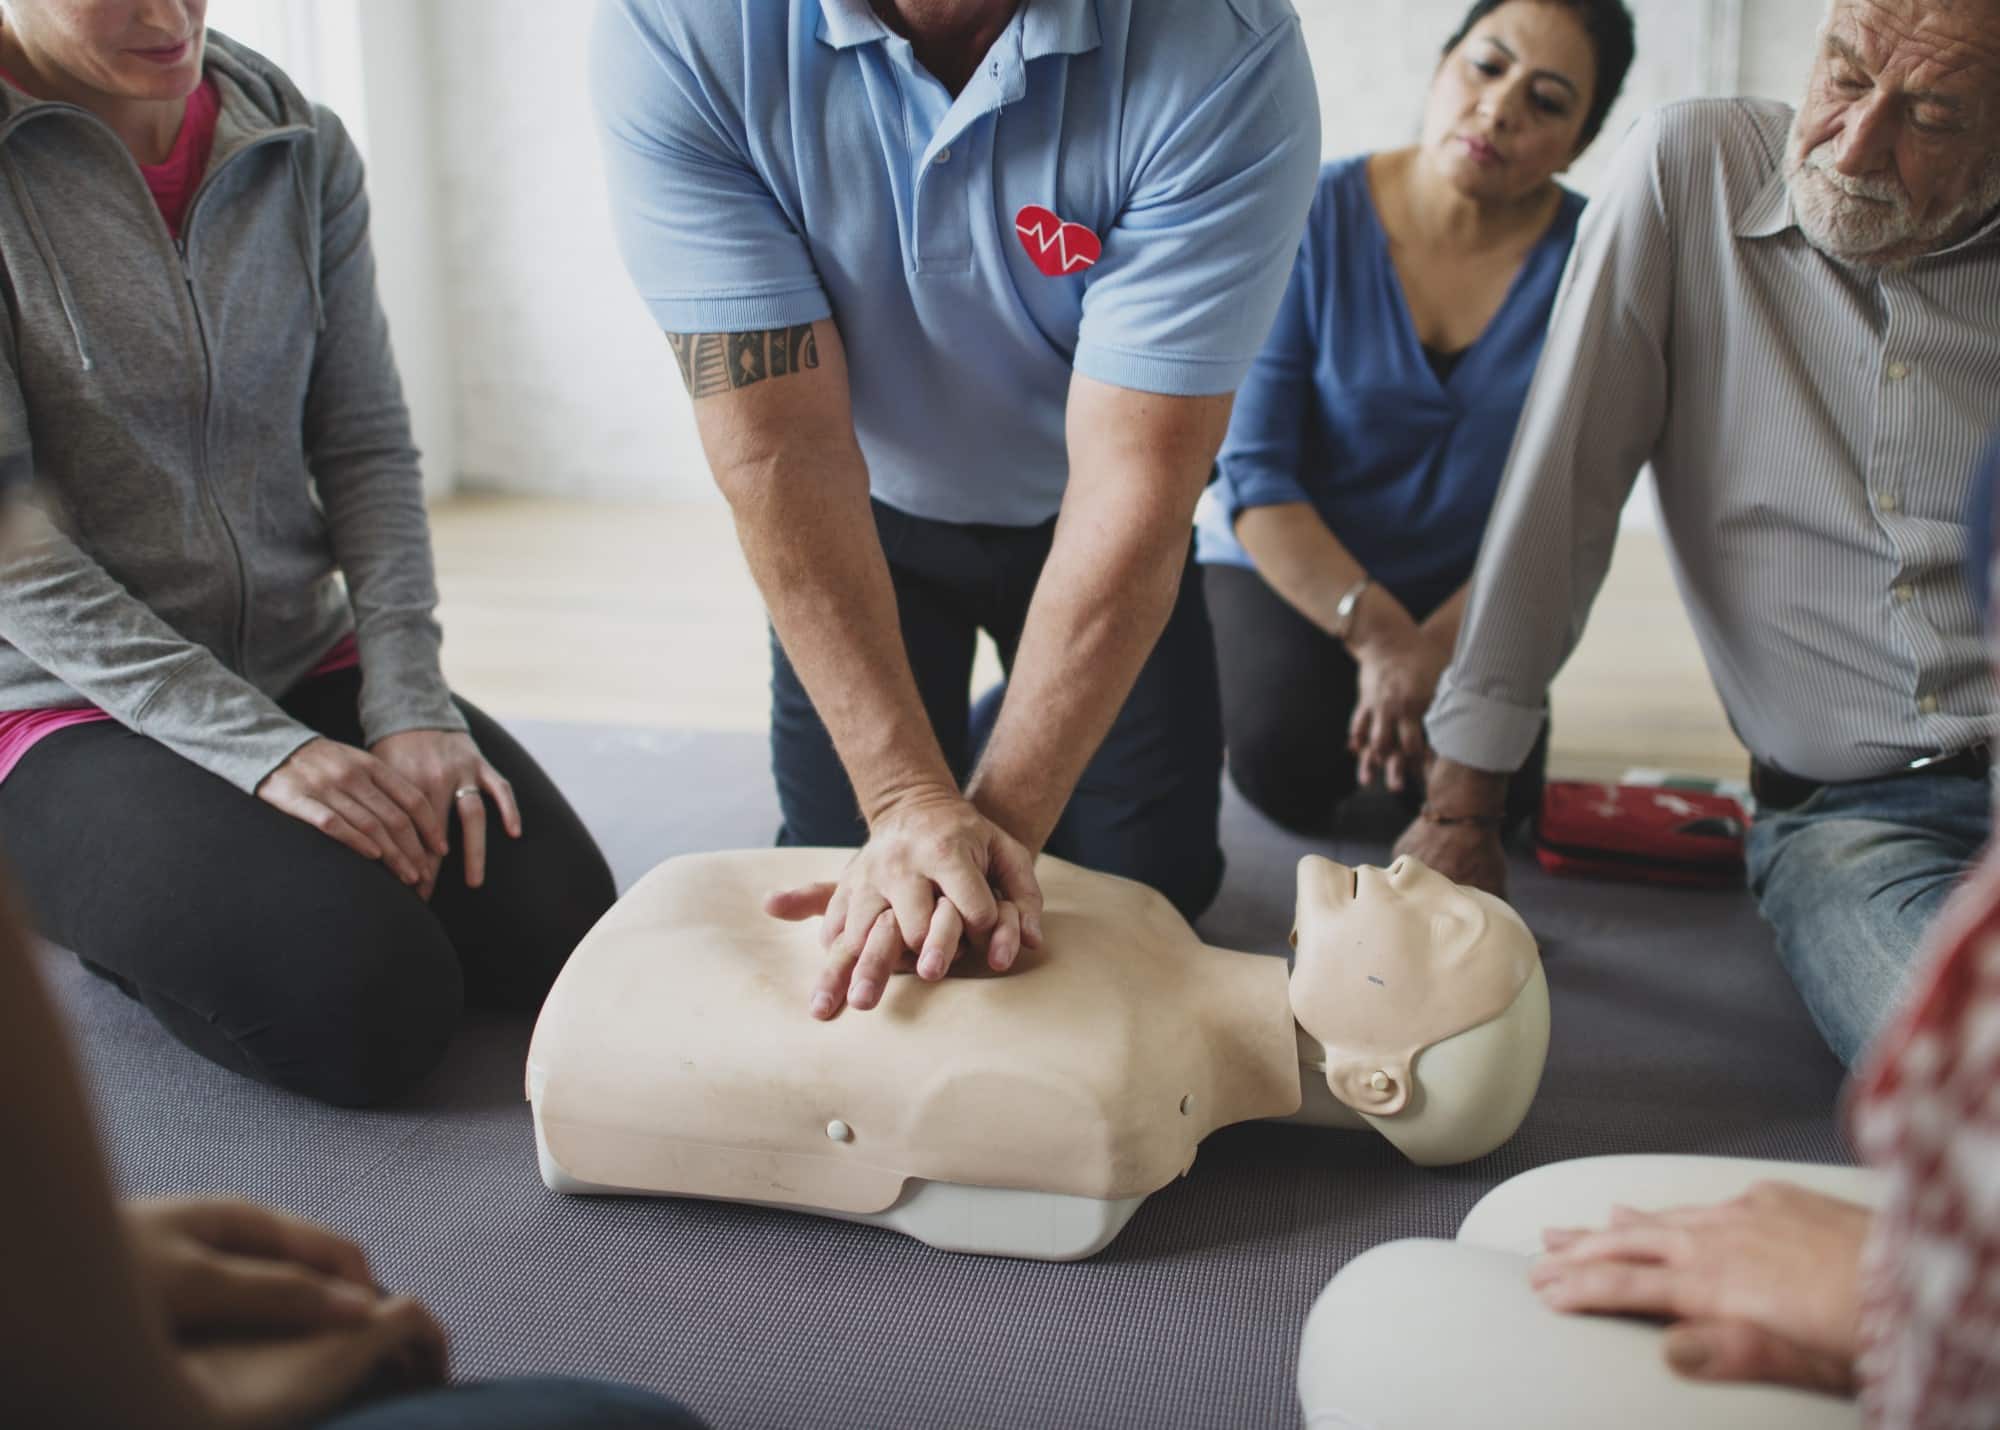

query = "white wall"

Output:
[[206, 0, 459, 500], [431, 0, 683, 501], [414, 0, 1835, 502]]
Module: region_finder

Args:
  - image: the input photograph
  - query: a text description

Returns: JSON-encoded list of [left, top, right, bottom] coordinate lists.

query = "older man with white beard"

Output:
[[1393, 0, 2000, 1068]]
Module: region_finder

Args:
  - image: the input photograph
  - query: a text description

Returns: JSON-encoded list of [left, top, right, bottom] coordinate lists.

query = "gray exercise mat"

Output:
[[50, 724, 1851, 1430]]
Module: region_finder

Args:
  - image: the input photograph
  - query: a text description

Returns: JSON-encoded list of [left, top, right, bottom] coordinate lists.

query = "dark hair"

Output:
[[1443, 0, 1637, 152]]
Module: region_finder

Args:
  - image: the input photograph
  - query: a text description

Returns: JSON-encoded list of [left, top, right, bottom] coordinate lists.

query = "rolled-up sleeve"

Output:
[[1426, 111, 1675, 774], [1073, 18, 1320, 398], [591, 0, 830, 336]]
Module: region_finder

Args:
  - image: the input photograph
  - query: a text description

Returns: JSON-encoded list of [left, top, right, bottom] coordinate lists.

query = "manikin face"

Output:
[[1288, 855, 1539, 1117], [1787, 0, 2000, 266], [0, 0, 206, 102], [1419, 0, 1599, 204]]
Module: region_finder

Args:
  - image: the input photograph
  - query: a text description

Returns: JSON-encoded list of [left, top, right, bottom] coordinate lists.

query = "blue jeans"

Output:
[[1746, 771, 1991, 1066], [318, 1378, 701, 1429]]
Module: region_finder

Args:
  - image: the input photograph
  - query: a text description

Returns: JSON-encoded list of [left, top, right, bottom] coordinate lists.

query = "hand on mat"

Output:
[[372, 729, 523, 892], [1531, 1181, 1872, 1395], [258, 737, 448, 896], [1347, 599, 1447, 793], [765, 789, 1044, 1018], [126, 1196, 448, 1428]]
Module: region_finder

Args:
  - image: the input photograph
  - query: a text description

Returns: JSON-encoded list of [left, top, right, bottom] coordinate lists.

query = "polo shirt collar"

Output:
[[814, 0, 1099, 60], [815, 0, 891, 51], [1020, 0, 1100, 61]]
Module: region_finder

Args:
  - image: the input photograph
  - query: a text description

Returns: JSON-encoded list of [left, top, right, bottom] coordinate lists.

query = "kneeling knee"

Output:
[[1227, 746, 1346, 836], [274, 924, 465, 1108]]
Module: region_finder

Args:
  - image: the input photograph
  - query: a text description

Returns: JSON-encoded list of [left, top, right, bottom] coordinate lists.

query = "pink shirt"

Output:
[[0, 73, 355, 784], [143, 74, 219, 240]]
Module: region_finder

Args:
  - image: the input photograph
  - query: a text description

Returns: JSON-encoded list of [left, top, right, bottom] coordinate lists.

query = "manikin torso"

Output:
[[528, 850, 1549, 1260]]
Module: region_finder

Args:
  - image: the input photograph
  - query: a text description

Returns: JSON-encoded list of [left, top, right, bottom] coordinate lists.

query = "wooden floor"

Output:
[[430, 495, 1745, 785]]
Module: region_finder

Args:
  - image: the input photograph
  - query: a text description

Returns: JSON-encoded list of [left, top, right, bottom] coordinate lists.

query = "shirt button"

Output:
[[1876, 489, 1900, 514], [1918, 693, 1940, 715], [1886, 360, 1911, 382], [1893, 583, 1915, 604], [934, 147, 952, 165]]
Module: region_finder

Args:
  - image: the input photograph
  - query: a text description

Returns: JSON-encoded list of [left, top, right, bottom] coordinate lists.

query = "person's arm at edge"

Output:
[[0, 880, 210, 1429]]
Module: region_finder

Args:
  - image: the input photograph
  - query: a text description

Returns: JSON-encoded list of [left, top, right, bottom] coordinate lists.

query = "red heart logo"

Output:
[[1015, 204, 1102, 277]]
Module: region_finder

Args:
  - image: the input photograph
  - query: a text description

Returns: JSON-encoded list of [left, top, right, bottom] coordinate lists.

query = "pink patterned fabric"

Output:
[[1850, 841, 2000, 1428], [0, 634, 359, 784]]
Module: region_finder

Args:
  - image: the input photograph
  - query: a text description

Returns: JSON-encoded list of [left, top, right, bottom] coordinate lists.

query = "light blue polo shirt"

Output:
[[591, 0, 1321, 527]]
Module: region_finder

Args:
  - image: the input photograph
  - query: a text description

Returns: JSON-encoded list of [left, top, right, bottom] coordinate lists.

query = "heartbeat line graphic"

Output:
[[1015, 211, 1100, 273]]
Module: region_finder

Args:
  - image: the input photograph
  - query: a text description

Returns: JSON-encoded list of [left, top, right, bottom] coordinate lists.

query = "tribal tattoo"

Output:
[[666, 325, 820, 398]]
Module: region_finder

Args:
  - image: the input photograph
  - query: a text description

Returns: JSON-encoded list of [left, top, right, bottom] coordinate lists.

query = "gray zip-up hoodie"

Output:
[[0, 31, 464, 793]]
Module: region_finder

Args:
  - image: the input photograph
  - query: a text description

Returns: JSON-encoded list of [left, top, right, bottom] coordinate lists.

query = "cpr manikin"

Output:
[[527, 851, 1550, 1260]]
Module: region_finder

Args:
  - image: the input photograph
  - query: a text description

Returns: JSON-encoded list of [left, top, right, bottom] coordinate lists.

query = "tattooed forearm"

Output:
[[667, 325, 819, 399]]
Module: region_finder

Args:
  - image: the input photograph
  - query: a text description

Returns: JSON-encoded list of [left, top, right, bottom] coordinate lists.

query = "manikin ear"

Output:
[[1324, 1049, 1414, 1118]]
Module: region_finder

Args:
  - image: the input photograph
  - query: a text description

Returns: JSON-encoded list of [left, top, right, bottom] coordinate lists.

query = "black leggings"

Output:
[[0, 668, 614, 1107], [1203, 562, 1548, 836]]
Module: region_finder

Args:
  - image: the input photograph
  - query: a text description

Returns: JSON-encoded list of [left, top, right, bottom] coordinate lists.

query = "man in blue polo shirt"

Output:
[[593, 0, 1319, 1018]]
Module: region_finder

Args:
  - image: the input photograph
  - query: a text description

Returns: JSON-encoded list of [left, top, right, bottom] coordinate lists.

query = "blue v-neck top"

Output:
[[1195, 156, 1585, 621]]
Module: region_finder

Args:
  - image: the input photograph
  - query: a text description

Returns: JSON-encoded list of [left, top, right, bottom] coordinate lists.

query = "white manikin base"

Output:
[[532, 1111, 1148, 1262]]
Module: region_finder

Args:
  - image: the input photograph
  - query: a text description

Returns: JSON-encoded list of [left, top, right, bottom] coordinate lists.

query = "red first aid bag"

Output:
[[1533, 781, 1749, 888]]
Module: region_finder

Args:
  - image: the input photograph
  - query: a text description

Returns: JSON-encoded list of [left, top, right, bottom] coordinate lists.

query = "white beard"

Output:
[[1785, 113, 2000, 267]]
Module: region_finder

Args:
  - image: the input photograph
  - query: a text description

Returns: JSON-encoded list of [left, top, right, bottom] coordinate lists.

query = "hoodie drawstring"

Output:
[[1, 147, 93, 372], [288, 147, 325, 334]]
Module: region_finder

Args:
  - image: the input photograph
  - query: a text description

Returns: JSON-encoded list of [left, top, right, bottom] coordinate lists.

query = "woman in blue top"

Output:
[[1196, 0, 1635, 836]]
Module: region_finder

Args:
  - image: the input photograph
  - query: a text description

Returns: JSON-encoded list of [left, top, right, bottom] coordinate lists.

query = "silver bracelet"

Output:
[[1333, 576, 1373, 642]]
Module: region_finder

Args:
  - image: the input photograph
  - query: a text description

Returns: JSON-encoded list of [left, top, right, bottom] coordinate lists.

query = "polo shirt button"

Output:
[[1886, 360, 1911, 382], [1876, 489, 1900, 514], [1918, 693, 1940, 715], [934, 147, 952, 165], [1893, 583, 1915, 604]]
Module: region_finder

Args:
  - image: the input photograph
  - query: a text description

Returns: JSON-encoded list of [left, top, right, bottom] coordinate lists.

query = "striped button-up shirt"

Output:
[[1429, 98, 2000, 784]]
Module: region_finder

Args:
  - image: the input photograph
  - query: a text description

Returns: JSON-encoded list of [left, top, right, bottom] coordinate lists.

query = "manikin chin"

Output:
[[526, 849, 1550, 1261]]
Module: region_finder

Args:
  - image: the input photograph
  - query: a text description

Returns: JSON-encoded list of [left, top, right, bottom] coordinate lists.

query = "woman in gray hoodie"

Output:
[[0, 1, 617, 1107]]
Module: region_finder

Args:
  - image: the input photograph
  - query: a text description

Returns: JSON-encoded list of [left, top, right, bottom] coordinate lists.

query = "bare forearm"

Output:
[[688, 321, 954, 824], [1427, 755, 1511, 812], [726, 448, 955, 821], [1233, 502, 1369, 639], [971, 379, 1232, 848], [0, 884, 205, 1428], [971, 512, 1191, 847]]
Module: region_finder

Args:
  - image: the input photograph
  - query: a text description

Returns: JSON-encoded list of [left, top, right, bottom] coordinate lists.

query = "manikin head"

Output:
[[1288, 855, 1549, 1166], [1786, 0, 2000, 266]]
